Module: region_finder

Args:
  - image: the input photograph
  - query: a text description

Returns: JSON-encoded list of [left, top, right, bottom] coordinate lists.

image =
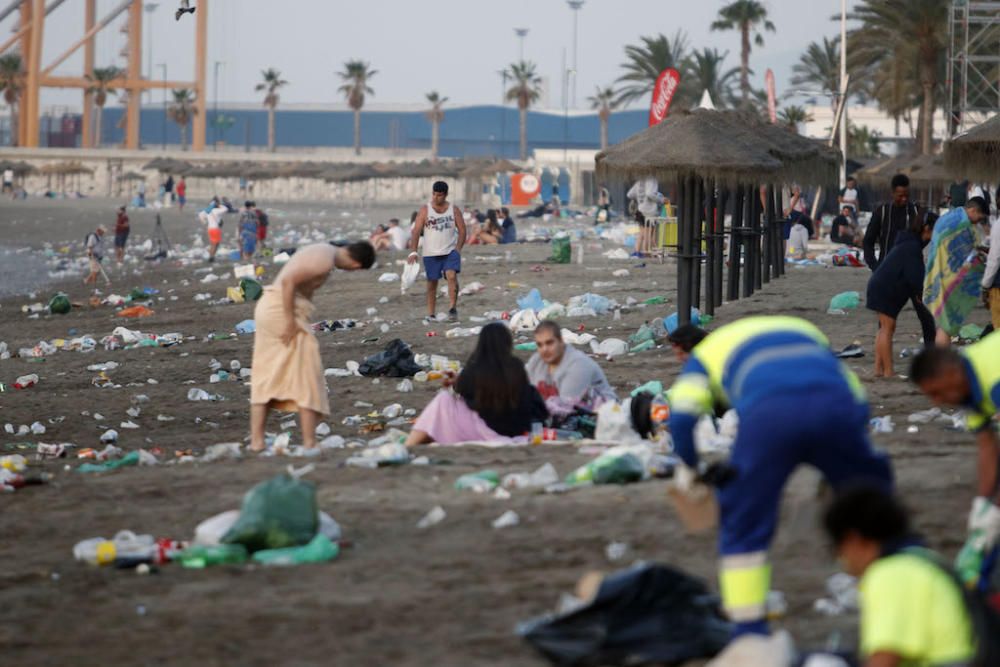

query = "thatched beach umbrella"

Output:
[[596, 108, 840, 323], [944, 115, 1000, 180]]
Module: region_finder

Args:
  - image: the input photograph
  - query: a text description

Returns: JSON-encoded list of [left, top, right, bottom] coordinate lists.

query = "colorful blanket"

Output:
[[923, 208, 985, 336]]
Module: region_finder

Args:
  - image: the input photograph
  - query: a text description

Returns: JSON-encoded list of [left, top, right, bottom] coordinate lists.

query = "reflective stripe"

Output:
[[719, 552, 771, 623], [669, 374, 712, 415], [728, 343, 830, 399]]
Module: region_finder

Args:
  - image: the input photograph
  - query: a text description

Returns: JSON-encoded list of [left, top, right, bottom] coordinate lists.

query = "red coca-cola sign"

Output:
[[649, 68, 681, 127]]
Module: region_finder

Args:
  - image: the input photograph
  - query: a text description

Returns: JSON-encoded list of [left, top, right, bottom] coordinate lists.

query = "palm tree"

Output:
[[688, 48, 739, 109], [848, 121, 882, 158], [615, 32, 695, 108], [168, 88, 197, 151], [777, 105, 814, 132], [425, 91, 448, 160], [338, 60, 376, 156], [505, 61, 542, 161], [847, 0, 947, 154], [790, 37, 841, 109], [0, 53, 24, 146], [587, 86, 617, 150], [711, 1, 776, 108], [85, 66, 123, 147], [255, 68, 288, 153]]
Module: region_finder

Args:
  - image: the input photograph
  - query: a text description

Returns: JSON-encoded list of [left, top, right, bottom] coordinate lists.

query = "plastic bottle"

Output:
[[13, 374, 38, 389], [73, 531, 155, 566], [178, 544, 249, 568], [455, 470, 500, 492]]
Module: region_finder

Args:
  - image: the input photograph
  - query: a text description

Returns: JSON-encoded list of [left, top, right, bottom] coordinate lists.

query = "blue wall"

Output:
[[101, 105, 648, 158]]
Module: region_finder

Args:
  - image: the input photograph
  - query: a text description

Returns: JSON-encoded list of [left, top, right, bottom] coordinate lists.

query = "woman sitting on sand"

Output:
[[474, 210, 503, 245], [369, 224, 393, 252], [406, 323, 548, 446], [867, 210, 938, 378]]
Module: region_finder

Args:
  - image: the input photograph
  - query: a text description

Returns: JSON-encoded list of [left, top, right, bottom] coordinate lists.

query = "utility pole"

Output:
[[567, 1, 584, 109]]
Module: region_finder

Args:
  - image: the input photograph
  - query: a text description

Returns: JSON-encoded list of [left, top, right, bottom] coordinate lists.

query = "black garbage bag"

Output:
[[358, 339, 422, 377], [518, 562, 731, 667]]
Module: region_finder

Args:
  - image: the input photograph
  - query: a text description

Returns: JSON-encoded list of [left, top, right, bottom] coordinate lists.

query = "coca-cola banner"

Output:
[[648, 68, 681, 127]]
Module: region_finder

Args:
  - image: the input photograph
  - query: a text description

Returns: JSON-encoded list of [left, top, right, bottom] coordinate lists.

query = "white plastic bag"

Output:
[[400, 261, 420, 294]]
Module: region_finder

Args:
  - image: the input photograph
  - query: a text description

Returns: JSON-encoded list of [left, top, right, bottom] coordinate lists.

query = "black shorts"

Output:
[[114, 230, 130, 248]]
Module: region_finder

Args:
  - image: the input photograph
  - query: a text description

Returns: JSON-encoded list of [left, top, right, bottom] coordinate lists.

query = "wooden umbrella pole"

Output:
[[677, 174, 694, 326], [753, 185, 763, 292], [772, 187, 785, 277], [714, 186, 728, 309], [762, 184, 773, 284], [691, 176, 704, 314], [742, 184, 755, 299], [727, 184, 744, 302], [704, 179, 717, 316]]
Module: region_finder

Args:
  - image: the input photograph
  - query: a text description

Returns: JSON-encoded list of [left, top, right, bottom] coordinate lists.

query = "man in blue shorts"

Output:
[[238, 201, 258, 261], [408, 181, 467, 323]]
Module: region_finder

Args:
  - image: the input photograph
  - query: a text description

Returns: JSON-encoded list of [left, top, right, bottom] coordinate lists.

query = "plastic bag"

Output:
[[827, 291, 860, 313], [518, 288, 546, 312], [48, 293, 71, 315], [401, 261, 420, 294], [240, 278, 263, 302], [551, 236, 572, 264], [518, 562, 731, 666], [664, 308, 702, 334], [358, 339, 422, 377], [221, 473, 318, 552]]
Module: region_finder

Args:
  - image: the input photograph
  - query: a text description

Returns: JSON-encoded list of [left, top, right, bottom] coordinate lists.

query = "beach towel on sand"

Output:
[[923, 208, 985, 336], [250, 286, 330, 415]]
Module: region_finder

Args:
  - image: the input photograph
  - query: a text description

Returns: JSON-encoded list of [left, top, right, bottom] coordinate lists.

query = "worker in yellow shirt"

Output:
[[667, 316, 893, 637], [823, 487, 975, 667], [910, 335, 1000, 588]]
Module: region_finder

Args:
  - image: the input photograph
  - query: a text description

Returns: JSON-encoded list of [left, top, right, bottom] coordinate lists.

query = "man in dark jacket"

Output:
[[863, 173, 922, 271]]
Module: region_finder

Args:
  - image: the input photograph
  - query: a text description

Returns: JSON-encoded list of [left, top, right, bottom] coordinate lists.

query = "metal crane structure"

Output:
[[0, 0, 207, 150], [947, 0, 1000, 137]]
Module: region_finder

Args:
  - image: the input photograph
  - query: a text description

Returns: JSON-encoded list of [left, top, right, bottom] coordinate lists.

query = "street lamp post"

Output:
[[514, 28, 528, 62], [144, 3, 158, 104], [567, 1, 584, 109], [213, 60, 224, 151], [157, 62, 167, 149], [499, 69, 509, 158], [839, 0, 848, 189]]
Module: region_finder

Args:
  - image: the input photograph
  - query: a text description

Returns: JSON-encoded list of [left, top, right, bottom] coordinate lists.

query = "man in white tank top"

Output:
[[408, 180, 467, 323]]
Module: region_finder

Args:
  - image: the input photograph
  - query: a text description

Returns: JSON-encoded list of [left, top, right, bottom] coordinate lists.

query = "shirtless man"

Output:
[[408, 181, 467, 323], [249, 242, 375, 452]]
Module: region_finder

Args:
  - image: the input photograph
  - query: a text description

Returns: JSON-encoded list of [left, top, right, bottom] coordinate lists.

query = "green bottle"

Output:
[[178, 544, 249, 568], [454, 470, 500, 492]]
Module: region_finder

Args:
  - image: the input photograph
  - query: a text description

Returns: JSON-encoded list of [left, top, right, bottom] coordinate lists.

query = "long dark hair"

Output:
[[486, 209, 501, 235], [455, 323, 527, 413]]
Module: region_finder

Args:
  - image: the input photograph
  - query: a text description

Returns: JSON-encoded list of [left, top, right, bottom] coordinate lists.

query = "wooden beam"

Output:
[[17, 0, 30, 146], [23, 0, 43, 147], [40, 0, 133, 78], [80, 0, 95, 147], [0, 23, 29, 55], [125, 0, 140, 149], [191, 0, 207, 152], [42, 76, 193, 89], [0, 1, 74, 55]]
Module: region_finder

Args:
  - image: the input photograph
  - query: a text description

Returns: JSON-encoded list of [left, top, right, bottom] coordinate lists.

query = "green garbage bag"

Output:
[[128, 288, 150, 302], [566, 452, 646, 486], [240, 278, 263, 302], [48, 293, 71, 315], [221, 473, 318, 552], [828, 291, 860, 312], [551, 236, 571, 264]]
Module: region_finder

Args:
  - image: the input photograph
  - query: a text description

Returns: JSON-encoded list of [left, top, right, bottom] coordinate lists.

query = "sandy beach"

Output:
[[0, 197, 986, 666]]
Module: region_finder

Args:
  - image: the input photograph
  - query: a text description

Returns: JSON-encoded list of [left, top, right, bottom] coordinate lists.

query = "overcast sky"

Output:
[[20, 0, 845, 112]]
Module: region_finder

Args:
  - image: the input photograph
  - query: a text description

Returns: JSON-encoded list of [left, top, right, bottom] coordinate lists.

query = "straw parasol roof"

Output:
[[324, 164, 381, 183], [0, 160, 35, 174], [121, 171, 147, 181], [903, 153, 952, 187], [595, 108, 839, 185], [39, 161, 94, 176], [142, 157, 192, 173], [944, 115, 1000, 180]]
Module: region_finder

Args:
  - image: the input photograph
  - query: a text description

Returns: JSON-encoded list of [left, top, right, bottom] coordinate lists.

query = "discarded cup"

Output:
[[417, 506, 446, 529], [492, 510, 520, 529]]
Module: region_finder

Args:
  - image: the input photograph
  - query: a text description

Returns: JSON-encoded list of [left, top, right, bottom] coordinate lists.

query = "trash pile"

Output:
[[72, 470, 342, 570]]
